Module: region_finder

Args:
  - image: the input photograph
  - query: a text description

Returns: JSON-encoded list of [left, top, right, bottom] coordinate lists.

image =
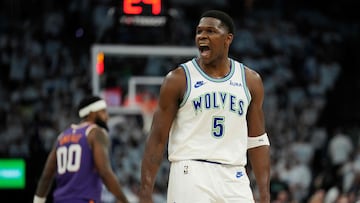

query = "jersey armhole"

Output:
[[179, 63, 191, 107], [85, 124, 97, 137], [239, 63, 252, 104]]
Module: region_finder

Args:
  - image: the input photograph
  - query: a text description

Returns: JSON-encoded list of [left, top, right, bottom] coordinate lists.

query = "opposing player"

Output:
[[140, 10, 271, 202], [33, 96, 129, 203]]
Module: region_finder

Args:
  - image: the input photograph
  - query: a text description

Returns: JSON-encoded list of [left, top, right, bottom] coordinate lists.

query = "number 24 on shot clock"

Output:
[[123, 0, 162, 15]]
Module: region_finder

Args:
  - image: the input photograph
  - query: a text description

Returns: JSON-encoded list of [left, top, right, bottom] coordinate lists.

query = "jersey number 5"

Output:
[[56, 144, 82, 174], [212, 116, 225, 138]]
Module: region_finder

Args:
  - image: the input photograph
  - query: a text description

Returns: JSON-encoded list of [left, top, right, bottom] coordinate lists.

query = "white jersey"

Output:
[[168, 58, 251, 166]]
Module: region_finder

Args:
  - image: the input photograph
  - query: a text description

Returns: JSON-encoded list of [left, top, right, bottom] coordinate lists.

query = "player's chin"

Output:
[[199, 56, 212, 64]]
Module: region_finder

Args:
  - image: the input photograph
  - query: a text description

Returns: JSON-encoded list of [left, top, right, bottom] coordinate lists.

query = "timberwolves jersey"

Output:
[[53, 122, 102, 202], [168, 58, 251, 166]]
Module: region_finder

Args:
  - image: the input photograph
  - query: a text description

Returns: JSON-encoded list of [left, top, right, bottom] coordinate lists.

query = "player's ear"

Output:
[[226, 33, 233, 45]]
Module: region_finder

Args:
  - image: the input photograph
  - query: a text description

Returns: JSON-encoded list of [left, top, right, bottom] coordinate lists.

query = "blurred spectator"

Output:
[[328, 130, 354, 172]]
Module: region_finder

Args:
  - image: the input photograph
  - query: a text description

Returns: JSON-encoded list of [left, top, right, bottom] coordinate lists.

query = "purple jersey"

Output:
[[53, 122, 102, 202]]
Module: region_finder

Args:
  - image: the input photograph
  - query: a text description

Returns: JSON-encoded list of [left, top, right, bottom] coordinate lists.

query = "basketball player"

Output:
[[33, 96, 129, 203], [140, 10, 270, 203]]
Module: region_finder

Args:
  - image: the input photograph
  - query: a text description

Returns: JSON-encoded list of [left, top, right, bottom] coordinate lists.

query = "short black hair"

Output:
[[200, 10, 235, 35], [77, 95, 103, 114]]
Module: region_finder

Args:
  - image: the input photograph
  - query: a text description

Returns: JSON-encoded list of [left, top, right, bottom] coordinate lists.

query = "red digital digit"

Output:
[[142, 0, 161, 15], [123, 0, 142, 15], [123, 0, 162, 15]]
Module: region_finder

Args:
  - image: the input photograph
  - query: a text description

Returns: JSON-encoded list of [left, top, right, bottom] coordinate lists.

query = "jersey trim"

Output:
[[240, 63, 251, 103], [85, 124, 96, 137], [191, 58, 235, 82], [180, 64, 191, 107]]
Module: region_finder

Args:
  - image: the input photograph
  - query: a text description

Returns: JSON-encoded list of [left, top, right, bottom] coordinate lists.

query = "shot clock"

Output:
[[119, 0, 168, 27], [123, 0, 162, 15]]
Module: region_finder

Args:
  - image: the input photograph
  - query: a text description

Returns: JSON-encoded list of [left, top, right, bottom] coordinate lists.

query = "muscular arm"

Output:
[[34, 144, 57, 198], [88, 127, 129, 203], [140, 68, 184, 203], [245, 68, 271, 203]]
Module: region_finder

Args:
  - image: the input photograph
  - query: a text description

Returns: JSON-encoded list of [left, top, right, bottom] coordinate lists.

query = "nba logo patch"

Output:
[[184, 165, 189, 174], [236, 171, 243, 178]]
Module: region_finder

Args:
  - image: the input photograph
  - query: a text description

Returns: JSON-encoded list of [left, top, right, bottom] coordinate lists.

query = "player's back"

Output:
[[53, 122, 102, 202]]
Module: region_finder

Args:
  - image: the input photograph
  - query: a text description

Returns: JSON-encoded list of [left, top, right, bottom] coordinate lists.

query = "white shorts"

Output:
[[167, 160, 254, 203]]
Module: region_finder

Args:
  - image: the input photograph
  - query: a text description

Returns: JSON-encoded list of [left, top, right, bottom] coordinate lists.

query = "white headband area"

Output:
[[78, 100, 107, 118]]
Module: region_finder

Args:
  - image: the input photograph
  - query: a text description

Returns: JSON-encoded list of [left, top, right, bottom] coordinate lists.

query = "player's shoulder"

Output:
[[243, 65, 262, 83], [167, 58, 194, 77], [163, 64, 186, 85], [87, 125, 109, 146], [158, 64, 188, 100], [87, 124, 107, 139], [241, 64, 264, 96], [88, 124, 107, 135], [163, 57, 194, 87], [230, 58, 260, 79]]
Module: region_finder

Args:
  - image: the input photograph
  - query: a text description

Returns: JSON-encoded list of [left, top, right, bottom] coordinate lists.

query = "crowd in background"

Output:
[[0, 0, 359, 202]]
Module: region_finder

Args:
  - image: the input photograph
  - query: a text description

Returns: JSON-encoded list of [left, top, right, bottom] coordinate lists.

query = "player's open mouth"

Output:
[[199, 45, 210, 57]]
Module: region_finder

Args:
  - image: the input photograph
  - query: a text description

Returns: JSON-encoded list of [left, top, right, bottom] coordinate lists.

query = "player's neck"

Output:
[[198, 58, 231, 79]]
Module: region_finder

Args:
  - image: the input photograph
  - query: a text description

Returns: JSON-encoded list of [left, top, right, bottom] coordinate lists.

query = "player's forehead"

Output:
[[197, 17, 223, 29]]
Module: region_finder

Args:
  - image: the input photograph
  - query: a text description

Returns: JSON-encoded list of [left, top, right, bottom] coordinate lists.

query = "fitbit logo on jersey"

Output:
[[192, 91, 245, 116]]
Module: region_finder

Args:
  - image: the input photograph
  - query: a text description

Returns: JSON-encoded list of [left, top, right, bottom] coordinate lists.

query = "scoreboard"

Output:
[[119, 0, 168, 26], [122, 0, 162, 15]]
